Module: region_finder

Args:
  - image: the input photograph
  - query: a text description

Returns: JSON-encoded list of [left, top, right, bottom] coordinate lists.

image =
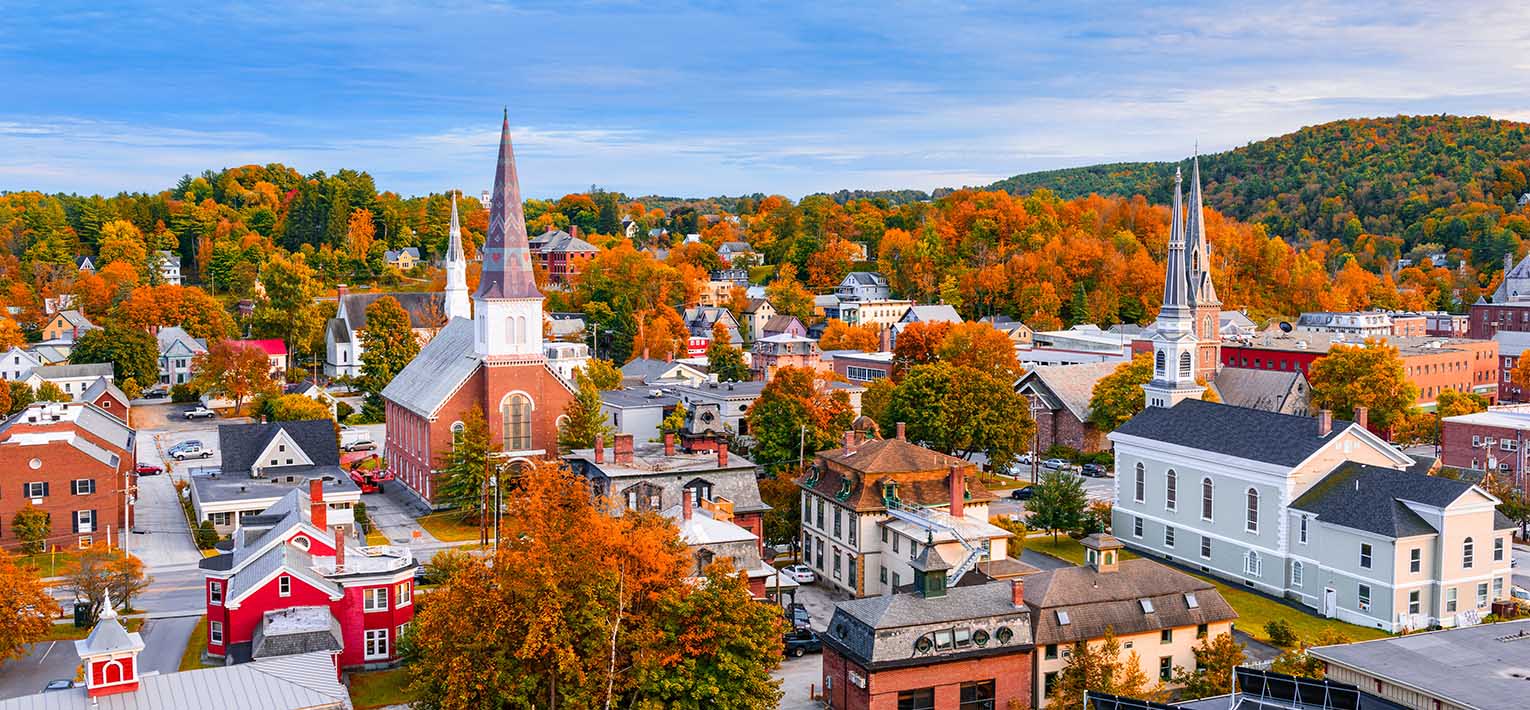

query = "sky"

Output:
[[2, 1, 1529, 200]]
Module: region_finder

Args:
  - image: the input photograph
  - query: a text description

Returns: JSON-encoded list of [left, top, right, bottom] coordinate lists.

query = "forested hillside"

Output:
[[990, 115, 1530, 272]]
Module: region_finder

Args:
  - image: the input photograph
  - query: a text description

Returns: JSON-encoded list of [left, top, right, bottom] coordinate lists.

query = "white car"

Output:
[[1513, 586, 1530, 603], [781, 564, 816, 584], [184, 406, 216, 420]]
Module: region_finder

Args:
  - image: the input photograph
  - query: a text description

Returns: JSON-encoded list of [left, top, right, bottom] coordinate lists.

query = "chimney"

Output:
[[896, 422, 906, 441], [717, 442, 729, 467], [614, 433, 635, 465], [663, 432, 675, 456], [844, 430, 857, 453], [594, 434, 605, 464], [336, 284, 349, 301], [949, 464, 965, 518], [1011, 578, 1025, 609], [1354, 406, 1369, 430], [569, 225, 578, 240], [309, 479, 327, 529], [682, 488, 693, 521], [333, 527, 345, 571], [1318, 409, 1333, 437]]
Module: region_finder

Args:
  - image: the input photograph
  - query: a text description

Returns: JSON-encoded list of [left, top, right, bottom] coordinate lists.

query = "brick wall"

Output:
[[822, 645, 1032, 710], [1441, 420, 1527, 487], [0, 444, 129, 550]]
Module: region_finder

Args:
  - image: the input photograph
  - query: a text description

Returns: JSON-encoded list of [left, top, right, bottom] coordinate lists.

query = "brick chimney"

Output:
[[682, 488, 693, 521], [844, 430, 857, 453], [309, 479, 327, 529], [1318, 409, 1333, 437], [333, 527, 345, 571], [717, 442, 729, 467], [594, 434, 605, 464], [664, 432, 675, 456], [569, 225, 579, 240], [1011, 578, 1025, 609], [949, 464, 965, 518], [1354, 406, 1369, 430], [336, 284, 349, 301], [614, 433, 635, 465], [896, 422, 906, 441]]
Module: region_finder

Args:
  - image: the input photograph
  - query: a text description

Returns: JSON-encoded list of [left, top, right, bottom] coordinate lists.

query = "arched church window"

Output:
[[1155, 351, 1165, 376], [501, 394, 532, 451], [1179, 352, 1192, 378]]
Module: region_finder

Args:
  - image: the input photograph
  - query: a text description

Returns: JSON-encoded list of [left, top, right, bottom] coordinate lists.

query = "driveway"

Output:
[[774, 653, 825, 710], [129, 472, 201, 568], [989, 473, 1115, 520]]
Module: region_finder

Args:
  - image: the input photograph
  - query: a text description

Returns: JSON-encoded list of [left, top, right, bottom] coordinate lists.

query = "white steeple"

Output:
[[444, 191, 471, 322], [474, 111, 545, 360], [1144, 166, 1205, 408]]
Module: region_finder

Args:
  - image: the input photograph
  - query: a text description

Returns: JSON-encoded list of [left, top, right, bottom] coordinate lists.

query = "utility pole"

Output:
[[1029, 395, 1042, 485]]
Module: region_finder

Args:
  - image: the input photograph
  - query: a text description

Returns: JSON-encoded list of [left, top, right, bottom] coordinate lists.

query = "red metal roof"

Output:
[[233, 338, 288, 356]]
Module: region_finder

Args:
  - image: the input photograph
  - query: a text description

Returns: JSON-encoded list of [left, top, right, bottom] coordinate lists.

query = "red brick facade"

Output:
[[0, 404, 135, 551], [822, 644, 1031, 710], [1470, 302, 1530, 339], [1441, 419, 1529, 488], [1033, 406, 1106, 455]]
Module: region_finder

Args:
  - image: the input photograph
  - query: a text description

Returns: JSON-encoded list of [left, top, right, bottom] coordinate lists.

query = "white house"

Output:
[[156, 250, 182, 286], [157, 326, 206, 386]]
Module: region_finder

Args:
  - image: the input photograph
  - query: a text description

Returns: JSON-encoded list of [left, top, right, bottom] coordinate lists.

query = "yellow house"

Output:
[[1025, 534, 1238, 708], [41, 309, 98, 342]]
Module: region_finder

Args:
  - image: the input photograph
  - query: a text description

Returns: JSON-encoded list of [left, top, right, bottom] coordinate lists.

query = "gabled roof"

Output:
[[156, 326, 207, 356], [32, 362, 113, 380], [717, 241, 754, 254], [1016, 362, 1120, 422], [52, 309, 96, 329], [81, 376, 129, 409], [377, 317, 481, 418], [535, 230, 599, 254], [900, 304, 962, 324], [840, 271, 888, 287], [338, 292, 444, 332], [1024, 558, 1236, 645], [1111, 398, 1379, 468], [1291, 462, 1498, 538], [383, 247, 421, 262], [805, 438, 997, 512], [827, 581, 1033, 666], [220, 420, 340, 475], [620, 357, 706, 385], [1212, 367, 1307, 413], [232, 338, 287, 356], [741, 298, 773, 314], [0, 650, 352, 710]]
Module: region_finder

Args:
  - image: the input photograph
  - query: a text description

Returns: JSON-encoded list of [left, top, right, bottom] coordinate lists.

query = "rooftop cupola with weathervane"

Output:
[[74, 589, 145, 697], [1081, 533, 1123, 573], [444, 190, 471, 322], [1143, 166, 1206, 408], [473, 109, 545, 362], [911, 532, 952, 599], [1184, 153, 1223, 379]]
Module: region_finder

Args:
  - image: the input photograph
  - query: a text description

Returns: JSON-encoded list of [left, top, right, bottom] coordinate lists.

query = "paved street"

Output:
[[989, 471, 1115, 520], [1515, 544, 1530, 592], [0, 638, 82, 700]]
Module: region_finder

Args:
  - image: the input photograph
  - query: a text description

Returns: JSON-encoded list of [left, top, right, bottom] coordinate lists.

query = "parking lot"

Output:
[[988, 468, 1116, 520]]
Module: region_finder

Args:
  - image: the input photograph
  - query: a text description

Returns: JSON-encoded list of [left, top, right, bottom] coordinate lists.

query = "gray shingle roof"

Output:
[[1111, 398, 1357, 467], [33, 362, 113, 380], [1212, 368, 1306, 413], [0, 651, 351, 710], [220, 420, 340, 475], [251, 606, 343, 660], [1024, 559, 1237, 645], [900, 305, 962, 323], [825, 581, 1033, 667], [1291, 463, 1485, 538], [1016, 362, 1120, 422], [339, 292, 444, 331], [378, 316, 481, 418]]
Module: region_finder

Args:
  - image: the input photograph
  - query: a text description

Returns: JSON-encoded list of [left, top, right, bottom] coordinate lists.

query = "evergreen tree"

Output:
[[1028, 467, 1087, 542], [435, 407, 493, 517], [559, 373, 614, 451]]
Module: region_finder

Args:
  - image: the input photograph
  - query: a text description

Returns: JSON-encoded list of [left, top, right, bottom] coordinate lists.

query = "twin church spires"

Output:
[[1145, 155, 1222, 409]]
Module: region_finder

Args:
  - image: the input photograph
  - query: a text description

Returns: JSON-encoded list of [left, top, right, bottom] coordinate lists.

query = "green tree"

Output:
[[7, 381, 34, 415], [11, 506, 50, 555], [706, 321, 750, 382], [68, 325, 158, 392], [581, 358, 624, 390], [359, 296, 420, 420], [860, 377, 894, 425], [251, 250, 326, 358], [434, 406, 493, 516], [1088, 352, 1153, 431], [758, 470, 803, 546], [195, 520, 219, 549], [661, 402, 688, 437], [1307, 339, 1418, 431], [745, 367, 854, 472], [34, 381, 68, 403], [1028, 467, 1087, 542], [1174, 632, 1248, 699], [1047, 627, 1167, 708], [559, 373, 615, 451], [882, 362, 1034, 471]]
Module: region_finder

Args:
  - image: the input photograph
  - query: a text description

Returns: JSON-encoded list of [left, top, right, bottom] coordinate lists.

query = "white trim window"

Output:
[[364, 629, 390, 660], [1165, 469, 1177, 511], [1164, 526, 1175, 548], [1298, 515, 1308, 544], [397, 581, 412, 608], [1495, 537, 1505, 562], [1464, 537, 1475, 569], [1244, 550, 1261, 577], [278, 575, 291, 597], [1134, 463, 1145, 503], [1133, 516, 1143, 538], [1359, 543, 1372, 569], [1200, 536, 1211, 560], [1245, 488, 1259, 534], [364, 587, 390, 612], [1408, 590, 1421, 615], [1446, 587, 1458, 613], [1358, 584, 1371, 611], [1292, 560, 1304, 587], [209, 621, 223, 645], [1201, 478, 1214, 521], [209, 581, 223, 606]]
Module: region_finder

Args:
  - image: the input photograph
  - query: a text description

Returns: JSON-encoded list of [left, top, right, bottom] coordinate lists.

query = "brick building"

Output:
[[0, 401, 135, 551], [1497, 330, 1530, 402], [528, 226, 598, 284], [1015, 362, 1118, 456], [820, 573, 1033, 710], [828, 351, 894, 384], [200, 479, 416, 669], [750, 333, 823, 380], [380, 114, 576, 507], [1469, 252, 1530, 339], [1219, 332, 1498, 407], [1440, 406, 1530, 486]]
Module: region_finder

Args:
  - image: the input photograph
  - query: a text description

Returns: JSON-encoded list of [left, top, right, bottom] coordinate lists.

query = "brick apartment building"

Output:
[[1220, 332, 1498, 407], [1468, 253, 1530, 339], [1441, 405, 1530, 487], [0, 401, 136, 551]]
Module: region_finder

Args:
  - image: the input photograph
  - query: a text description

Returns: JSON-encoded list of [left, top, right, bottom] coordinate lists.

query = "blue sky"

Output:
[[2, 1, 1528, 199]]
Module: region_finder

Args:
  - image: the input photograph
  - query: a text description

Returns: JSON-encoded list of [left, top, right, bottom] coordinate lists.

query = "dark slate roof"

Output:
[[199, 553, 234, 571], [219, 420, 340, 475], [339, 292, 444, 331], [1291, 463, 1484, 538], [825, 581, 1033, 668], [1112, 398, 1357, 467], [378, 316, 486, 418]]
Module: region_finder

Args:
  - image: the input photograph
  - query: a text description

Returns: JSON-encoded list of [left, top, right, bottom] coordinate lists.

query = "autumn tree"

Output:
[[191, 340, 278, 414], [1047, 627, 1168, 708], [110, 284, 233, 339], [764, 264, 815, 322], [758, 469, 803, 546], [66, 543, 151, 625], [405, 461, 782, 708], [1088, 352, 1153, 431], [1511, 350, 1530, 396], [69, 324, 158, 395], [1269, 629, 1351, 680], [1307, 339, 1418, 431], [251, 250, 325, 358], [267, 393, 333, 422], [629, 306, 688, 362], [937, 321, 1022, 380], [818, 320, 881, 352], [0, 549, 60, 665], [581, 358, 624, 390], [35, 381, 68, 403], [1174, 632, 1247, 699], [660, 402, 687, 436], [882, 362, 1034, 471], [0, 318, 25, 350], [96, 219, 149, 273], [745, 366, 856, 472], [358, 296, 420, 419], [706, 320, 750, 382], [434, 406, 493, 517], [11, 506, 50, 554], [891, 320, 952, 377], [559, 372, 614, 451], [1027, 467, 1087, 542], [346, 208, 377, 256]]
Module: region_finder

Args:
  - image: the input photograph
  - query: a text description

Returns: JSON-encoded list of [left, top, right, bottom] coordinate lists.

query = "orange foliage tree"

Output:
[[0, 549, 60, 664], [818, 319, 881, 352], [892, 320, 952, 377], [110, 284, 233, 339], [937, 321, 1023, 380]]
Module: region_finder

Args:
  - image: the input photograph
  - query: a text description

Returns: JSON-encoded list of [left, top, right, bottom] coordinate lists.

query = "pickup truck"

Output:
[[170, 442, 213, 460], [184, 406, 217, 420]]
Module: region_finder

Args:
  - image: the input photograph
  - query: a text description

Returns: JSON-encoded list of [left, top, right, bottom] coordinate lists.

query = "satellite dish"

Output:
[[1278, 321, 1293, 333]]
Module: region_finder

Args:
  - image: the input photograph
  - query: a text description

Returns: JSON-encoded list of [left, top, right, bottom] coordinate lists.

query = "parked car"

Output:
[[170, 442, 213, 460], [1016, 452, 1034, 465], [134, 463, 163, 476], [142, 387, 168, 399], [783, 628, 822, 657], [1009, 486, 1036, 500], [343, 437, 377, 452], [168, 439, 203, 452], [1515, 586, 1530, 603], [184, 405, 216, 420], [1081, 463, 1109, 478], [781, 564, 816, 584], [1041, 458, 1069, 470], [785, 602, 811, 627], [43, 680, 79, 692]]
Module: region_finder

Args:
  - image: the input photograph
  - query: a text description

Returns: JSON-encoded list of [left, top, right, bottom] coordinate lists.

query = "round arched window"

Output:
[[995, 626, 1014, 644], [972, 629, 990, 647]]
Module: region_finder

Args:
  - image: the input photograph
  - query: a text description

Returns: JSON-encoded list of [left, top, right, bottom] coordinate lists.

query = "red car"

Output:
[[134, 463, 163, 476]]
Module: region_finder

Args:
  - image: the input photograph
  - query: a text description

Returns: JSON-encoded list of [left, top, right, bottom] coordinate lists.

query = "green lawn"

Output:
[[47, 616, 144, 642], [365, 529, 389, 546], [179, 617, 217, 671], [416, 512, 486, 543], [16, 550, 81, 578], [1025, 536, 1390, 645], [349, 668, 418, 709]]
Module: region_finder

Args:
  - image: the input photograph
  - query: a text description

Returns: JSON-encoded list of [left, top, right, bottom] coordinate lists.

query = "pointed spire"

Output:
[[100, 588, 116, 620], [475, 111, 542, 301], [1184, 154, 1219, 306], [446, 190, 464, 263], [1162, 167, 1189, 312]]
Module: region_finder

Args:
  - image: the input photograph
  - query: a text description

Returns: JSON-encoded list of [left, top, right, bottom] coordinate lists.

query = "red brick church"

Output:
[[382, 112, 576, 506]]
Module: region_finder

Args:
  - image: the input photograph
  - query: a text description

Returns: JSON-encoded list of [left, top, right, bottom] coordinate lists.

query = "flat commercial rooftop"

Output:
[[1310, 618, 1530, 710]]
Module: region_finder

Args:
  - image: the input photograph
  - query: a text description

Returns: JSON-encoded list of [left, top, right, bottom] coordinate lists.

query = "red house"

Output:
[[200, 479, 417, 669], [231, 338, 289, 375], [380, 113, 575, 506]]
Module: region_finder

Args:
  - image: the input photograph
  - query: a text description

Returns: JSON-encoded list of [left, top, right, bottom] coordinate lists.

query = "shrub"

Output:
[[354, 501, 372, 535], [423, 548, 474, 585], [335, 401, 354, 421], [170, 383, 200, 403], [195, 520, 219, 549], [1043, 444, 1082, 462], [1265, 618, 1298, 648]]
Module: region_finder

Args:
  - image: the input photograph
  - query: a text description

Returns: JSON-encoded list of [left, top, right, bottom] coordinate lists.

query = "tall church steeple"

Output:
[[1184, 153, 1223, 380], [473, 110, 545, 360], [1144, 167, 1205, 408], [444, 191, 471, 322]]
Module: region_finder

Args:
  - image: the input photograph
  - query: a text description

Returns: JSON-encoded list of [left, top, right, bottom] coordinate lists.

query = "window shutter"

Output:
[[42, 482, 49, 497], [71, 511, 79, 533], [21, 483, 27, 498], [71, 480, 79, 495], [92, 510, 98, 531]]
